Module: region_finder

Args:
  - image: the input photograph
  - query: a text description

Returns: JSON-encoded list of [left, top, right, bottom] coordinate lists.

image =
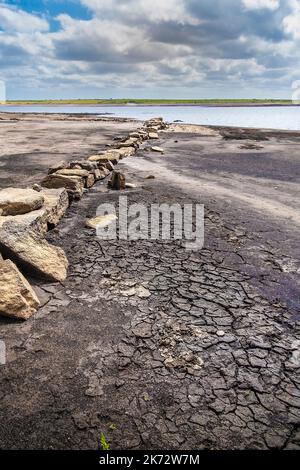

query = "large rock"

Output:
[[129, 132, 143, 139], [108, 171, 126, 190], [148, 132, 159, 139], [0, 188, 69, 236], [0, 257, 40, 320], [57, 168, 89, 178], [86, 173, 95, 188], [69, 160, 98, 171], [99, 167, 110, 176], [116, 137, 138, 148], [0, 222, 68, 282], [40, 174, 84, 200], [41, 187, 69, 228], [147, 126, 160, 133], [117, 147, 136, 158], [0, 188, 44, 216], [88, 149, 136, 165], [88, 151, 120, 165], [105, 161, 115, 172], [136, 130, 149, 140], [56, 168, 95, 188], [48, 161, 66, 175], [0, 211, 48, 236], [145, 118, 166, 131], [93, 169, 108, 181], [147, 117, 164, 127]]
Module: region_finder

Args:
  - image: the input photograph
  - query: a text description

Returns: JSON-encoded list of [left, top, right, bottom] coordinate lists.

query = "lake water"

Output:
[[1, 105, 300, 130]]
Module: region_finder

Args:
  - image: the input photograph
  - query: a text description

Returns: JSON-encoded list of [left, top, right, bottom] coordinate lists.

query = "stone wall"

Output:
[[0, 118, 167, 320]]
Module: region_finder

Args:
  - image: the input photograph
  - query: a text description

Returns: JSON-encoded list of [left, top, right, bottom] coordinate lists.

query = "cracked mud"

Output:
[[0, 116, 299, 450]]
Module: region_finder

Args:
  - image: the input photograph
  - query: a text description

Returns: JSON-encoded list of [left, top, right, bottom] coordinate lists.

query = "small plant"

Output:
[[100, 432, 110, 450], [109, 423, 117, 431]]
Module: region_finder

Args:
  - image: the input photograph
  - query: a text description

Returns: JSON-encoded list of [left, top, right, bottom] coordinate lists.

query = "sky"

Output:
[[0, 0, 300, 99]]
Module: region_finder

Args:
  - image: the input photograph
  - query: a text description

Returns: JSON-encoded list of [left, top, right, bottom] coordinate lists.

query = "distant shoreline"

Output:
[[1, 111, 300, 132], [2, 100, 299, 108]]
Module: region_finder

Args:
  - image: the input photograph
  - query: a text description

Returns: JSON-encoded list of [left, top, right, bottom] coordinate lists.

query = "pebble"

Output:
[[217, 330, 225, 337]]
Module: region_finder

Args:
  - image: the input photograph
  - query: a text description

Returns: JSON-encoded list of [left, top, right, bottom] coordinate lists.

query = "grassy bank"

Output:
[[4, 98, 295, 106]]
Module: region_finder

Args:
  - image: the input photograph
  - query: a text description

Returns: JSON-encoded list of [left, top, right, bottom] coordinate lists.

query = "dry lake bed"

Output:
[[0, 112, 299, 450]]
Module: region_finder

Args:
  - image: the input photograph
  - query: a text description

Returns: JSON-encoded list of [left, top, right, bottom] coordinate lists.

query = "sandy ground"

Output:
[[0, 114, 299, 450], [0, 113, 139, 189]]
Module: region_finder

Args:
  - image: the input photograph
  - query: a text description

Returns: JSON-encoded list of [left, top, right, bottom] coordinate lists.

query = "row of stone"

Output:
[[0, 117, 166, 320], [40, 117, 165, 198]]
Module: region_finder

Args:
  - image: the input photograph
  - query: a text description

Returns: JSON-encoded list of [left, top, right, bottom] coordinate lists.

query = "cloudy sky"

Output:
[[0, 0, 299, 99]]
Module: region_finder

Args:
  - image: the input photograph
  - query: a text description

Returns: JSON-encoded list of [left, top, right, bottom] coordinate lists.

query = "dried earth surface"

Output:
[[0, 114, 299, 450]]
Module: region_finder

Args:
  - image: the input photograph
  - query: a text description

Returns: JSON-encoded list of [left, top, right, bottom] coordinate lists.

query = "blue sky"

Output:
[[0, 0, 300, 99], [6, 0, 91, 27]]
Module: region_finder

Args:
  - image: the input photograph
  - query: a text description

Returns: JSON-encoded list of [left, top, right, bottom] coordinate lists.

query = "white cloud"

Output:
[[242, 0, 280, 10], [282, 0, 300, 39], [52, 15, 192, 63], [0, 3, 48, 33], [81, 0, 200, 24], [283, 13, 300, 38], [0, 0, 298, 98]]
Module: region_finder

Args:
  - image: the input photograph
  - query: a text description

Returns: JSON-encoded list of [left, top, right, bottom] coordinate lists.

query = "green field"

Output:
[[4, 98, 294, 106]]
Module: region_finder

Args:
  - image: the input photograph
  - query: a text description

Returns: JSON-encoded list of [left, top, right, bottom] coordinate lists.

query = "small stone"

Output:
[[125, 182, 137, 189], [121, 287, 136, 297], [85, 214, 117, 229], [32, 184, 42, 192], [151, 146, 164, 153], [190, 413, 211, 426], [216, 330, 225, 337], [72, 413, 89, 430], [136, 286, 151, 298], [115, 379, 125, 389], [132, 322, 152, 338]]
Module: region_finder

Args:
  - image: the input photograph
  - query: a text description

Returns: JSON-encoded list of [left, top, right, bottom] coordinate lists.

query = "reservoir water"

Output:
[[1, 105, 300, 131]]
